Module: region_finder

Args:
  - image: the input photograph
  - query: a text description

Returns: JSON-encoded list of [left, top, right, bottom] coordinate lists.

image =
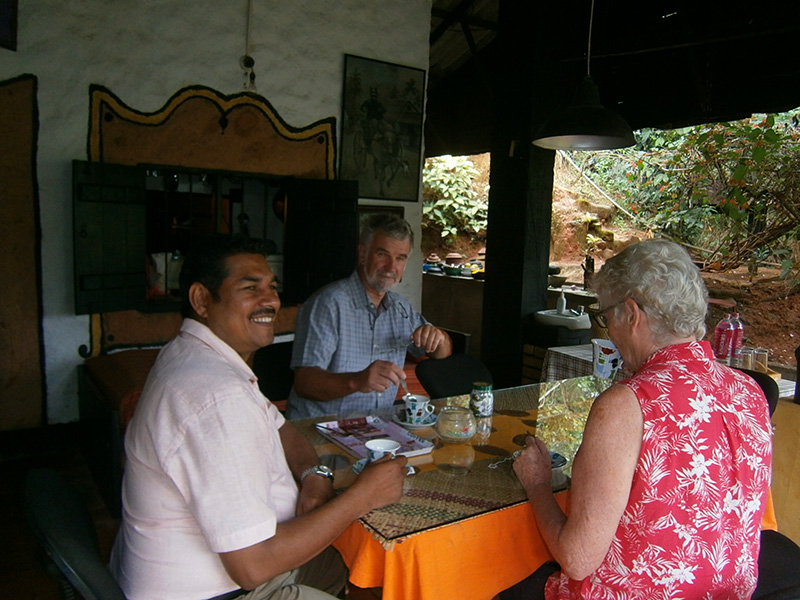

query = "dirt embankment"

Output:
[[422, 160, 799, 371]]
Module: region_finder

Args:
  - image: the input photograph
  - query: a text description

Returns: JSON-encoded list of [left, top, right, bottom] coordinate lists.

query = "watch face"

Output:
[[316, 465, 334, 478], [303, 465, 334, 481]]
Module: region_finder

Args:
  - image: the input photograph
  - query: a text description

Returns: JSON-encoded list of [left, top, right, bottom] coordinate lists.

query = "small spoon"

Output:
[[399, 378, 411, 398]]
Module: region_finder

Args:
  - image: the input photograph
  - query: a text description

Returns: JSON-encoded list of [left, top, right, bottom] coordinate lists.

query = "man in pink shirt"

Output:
[[111, 235, 407, 600]]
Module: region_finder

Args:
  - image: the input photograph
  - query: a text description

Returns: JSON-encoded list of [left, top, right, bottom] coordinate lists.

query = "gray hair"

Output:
[[591, 239, 708, 340], [359, 212, 414, 248]]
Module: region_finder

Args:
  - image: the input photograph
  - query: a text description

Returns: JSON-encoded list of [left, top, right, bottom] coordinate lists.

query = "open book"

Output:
[[315, 415, 434, 460]]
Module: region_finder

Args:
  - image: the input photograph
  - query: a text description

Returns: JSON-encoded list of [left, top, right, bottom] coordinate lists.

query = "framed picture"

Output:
[[0, 0, 17, 51], [340, 54, 426, 202], [357, 204, 405, 234]]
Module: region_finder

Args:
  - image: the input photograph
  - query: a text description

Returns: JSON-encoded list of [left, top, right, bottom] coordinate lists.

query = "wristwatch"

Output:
[[300, 464, 335, 484]]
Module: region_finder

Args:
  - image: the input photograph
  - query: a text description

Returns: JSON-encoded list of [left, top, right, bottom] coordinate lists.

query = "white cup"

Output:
[[591, 338, 623, 379], [404, 394, 435, 425], [365, 439, 401, 462]]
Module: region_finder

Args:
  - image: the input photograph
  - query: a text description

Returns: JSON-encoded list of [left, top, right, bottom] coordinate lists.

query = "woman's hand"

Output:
[[512, 434, 553, 490]]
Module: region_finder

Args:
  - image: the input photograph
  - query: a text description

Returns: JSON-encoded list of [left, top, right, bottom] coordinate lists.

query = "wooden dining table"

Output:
[[294, 375, 778, 600]]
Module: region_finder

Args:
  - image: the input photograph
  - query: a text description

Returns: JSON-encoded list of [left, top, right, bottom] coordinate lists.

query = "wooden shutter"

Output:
[[72, 160, 147, 314], [282, 179, 359, 304]]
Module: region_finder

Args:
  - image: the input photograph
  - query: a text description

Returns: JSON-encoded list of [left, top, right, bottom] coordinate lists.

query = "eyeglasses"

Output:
[[592, 300, 626, 328]]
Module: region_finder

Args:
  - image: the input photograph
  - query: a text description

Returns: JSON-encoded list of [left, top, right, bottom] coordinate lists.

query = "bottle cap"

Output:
[[472, 382, 492, 391]]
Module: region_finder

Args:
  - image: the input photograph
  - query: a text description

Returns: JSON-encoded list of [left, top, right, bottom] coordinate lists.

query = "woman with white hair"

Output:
[[501, 239, 773, 599]]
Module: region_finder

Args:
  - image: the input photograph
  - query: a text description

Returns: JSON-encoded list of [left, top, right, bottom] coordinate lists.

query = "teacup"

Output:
[[404, 394, 434, 425], [591, 338, 623, 379], [365, 439, 401, 462]]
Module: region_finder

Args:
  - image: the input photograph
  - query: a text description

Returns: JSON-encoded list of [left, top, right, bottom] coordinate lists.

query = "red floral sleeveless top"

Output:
[[547, 341, 773, 599]]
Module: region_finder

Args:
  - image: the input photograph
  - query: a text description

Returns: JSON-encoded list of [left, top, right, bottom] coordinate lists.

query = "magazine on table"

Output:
[[315, 415, 434, 460]]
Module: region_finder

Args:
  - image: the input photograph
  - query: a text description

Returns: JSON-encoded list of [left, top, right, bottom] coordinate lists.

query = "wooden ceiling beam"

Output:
[[430, 0, 479, 45]]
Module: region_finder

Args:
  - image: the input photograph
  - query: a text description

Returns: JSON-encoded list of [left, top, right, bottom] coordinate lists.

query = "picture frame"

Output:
[[0, 0, 17, 51], [340, 54, 426, 202]]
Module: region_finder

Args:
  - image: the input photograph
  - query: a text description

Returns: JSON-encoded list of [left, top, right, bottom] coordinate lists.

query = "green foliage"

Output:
[[574, 109, 800, 288], [422, 155, 488, 241]]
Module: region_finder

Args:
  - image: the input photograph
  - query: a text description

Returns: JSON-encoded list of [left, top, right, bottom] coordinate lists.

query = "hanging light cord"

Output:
[[586, 0, 595, 77], [245, 0, 253, 57]]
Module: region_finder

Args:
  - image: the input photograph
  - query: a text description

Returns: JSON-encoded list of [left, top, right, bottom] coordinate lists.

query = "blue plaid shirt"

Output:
[[286, 271, 428, 419]]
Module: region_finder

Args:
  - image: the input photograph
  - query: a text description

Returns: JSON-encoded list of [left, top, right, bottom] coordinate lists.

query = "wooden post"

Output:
[[481, 1, 561, 388]]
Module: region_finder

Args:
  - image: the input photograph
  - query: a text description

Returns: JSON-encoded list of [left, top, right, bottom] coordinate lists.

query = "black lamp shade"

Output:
[[532, 76, 635, 151]]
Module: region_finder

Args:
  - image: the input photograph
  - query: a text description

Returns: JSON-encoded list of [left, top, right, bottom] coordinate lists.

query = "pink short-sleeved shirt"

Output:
[[110, 319, 297, 600], [547, 341, 773, 600]]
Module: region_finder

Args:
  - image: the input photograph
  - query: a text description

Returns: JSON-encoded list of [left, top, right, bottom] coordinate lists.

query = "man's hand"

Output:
[[411, 324, 452, 358], [354, 360, 406, 394], [296, 474, 335, 516], [349, 455, 408, 511]]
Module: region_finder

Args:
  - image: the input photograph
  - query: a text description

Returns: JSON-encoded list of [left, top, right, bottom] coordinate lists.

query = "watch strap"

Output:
[[300, 464, 334, 483]]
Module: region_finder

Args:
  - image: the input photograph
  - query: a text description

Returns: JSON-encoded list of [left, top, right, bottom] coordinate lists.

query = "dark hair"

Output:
[[179, 235, 267, 317], [359, 213, 414, 247]]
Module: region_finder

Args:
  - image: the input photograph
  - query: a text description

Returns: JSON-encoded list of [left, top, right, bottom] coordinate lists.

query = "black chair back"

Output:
[[441, 328, 471, 356], [415, 354, 493, 399], [753, 529, 800, 599], [24, 468, 126, 600], [737, 368, 779, 417]]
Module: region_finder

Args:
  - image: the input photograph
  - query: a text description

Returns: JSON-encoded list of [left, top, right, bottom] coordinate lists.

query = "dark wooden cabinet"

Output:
[[72, 160, 358, 314]]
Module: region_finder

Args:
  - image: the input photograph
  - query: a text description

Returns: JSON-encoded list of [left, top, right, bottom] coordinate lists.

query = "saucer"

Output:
[[393, 412, 437, 431], [353, 458, 415, 476]]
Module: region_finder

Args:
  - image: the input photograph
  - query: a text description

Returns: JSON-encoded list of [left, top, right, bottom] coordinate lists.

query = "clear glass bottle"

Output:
[[730, 313, 745, 362], [470, 382, 494, 418]]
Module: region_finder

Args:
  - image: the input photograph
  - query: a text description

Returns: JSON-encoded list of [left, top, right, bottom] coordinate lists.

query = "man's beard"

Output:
[[368, 270, 398, 293]]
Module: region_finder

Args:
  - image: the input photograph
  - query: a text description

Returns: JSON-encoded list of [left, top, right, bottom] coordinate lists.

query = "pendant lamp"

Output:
[[532, 0, 635, 151]]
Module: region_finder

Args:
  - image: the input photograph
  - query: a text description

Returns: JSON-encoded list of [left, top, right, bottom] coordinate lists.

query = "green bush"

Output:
[[422, 155, 488, 241]]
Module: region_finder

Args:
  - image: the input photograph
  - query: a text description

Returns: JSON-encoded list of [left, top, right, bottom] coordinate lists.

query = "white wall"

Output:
[[0, 0, 431, 423]]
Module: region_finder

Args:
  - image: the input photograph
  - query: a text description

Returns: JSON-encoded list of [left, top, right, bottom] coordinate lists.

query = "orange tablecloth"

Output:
[[334, 490, 778, 600], [334, 493, 569, 600]]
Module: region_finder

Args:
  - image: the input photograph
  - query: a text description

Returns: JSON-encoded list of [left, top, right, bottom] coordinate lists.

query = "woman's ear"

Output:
[[189, 282, 212, 318], [625, 297, 642, 326]]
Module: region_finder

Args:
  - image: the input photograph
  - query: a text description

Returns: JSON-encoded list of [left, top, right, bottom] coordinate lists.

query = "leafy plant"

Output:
[[573, 109, 800, 290], [422, 155, 488, 241]]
